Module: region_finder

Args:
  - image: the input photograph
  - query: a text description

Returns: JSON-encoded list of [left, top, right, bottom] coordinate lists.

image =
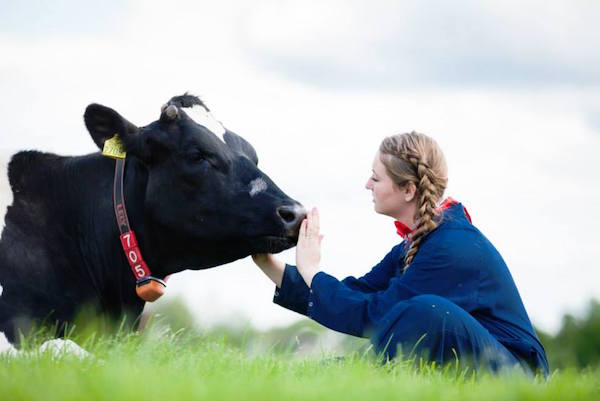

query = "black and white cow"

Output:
[[0, 94, 304, 351]]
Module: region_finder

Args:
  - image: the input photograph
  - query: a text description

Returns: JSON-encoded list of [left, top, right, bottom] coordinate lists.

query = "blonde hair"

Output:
[[379, 131, 448, 270]]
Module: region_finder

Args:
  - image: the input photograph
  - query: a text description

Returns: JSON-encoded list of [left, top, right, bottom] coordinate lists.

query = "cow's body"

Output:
[[0, 95, 304, 345]]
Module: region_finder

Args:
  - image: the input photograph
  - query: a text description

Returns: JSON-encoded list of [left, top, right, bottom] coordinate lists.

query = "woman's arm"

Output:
[[294, 207, 401, 292], [253, 253, 313, 316], [294, 208, 479, 338], [306, 254, 479, 337], [252, 254, 285, 287], [340, 244, 403, 293], [252, 209, 404, 319]]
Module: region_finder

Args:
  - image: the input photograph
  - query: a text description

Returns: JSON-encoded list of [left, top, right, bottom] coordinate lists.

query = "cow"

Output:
[[0, 94, 305, 351]]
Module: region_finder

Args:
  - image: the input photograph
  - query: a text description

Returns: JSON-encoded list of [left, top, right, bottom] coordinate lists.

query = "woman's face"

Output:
[[365, 152, 416, 220]]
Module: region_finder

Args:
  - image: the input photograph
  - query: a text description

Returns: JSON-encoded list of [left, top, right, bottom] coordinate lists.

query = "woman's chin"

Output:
[[373, 206, 395, 219]]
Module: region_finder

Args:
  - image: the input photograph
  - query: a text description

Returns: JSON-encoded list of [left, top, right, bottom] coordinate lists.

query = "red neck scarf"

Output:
[[394, 197, 471, 240]]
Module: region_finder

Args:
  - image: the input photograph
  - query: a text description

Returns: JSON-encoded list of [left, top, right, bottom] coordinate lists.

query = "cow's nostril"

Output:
[[277, 206, 296, 224], [277, 204, 307, 236]]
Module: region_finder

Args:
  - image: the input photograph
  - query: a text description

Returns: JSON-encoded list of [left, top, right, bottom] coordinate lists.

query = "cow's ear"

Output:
[[223, 130, 258, 165], [84, 103, 139, 150]]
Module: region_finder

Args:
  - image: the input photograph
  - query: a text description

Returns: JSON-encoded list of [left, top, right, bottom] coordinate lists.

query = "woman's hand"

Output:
[[296, 207, 324, 287], [252, 253, 285, 287]]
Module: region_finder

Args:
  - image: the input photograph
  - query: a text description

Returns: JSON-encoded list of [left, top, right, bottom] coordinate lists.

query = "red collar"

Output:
[[394, 220, 414, 240], [394, 197, 471, 240], [113, 157, 167, 302]]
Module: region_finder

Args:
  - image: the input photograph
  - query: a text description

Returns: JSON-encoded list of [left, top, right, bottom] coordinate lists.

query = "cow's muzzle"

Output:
[[276, 203, 307, 238]]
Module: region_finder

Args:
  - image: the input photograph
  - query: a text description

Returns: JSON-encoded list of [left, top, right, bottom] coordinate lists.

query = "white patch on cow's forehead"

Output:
[[0, 282, 2, 297], [186, 105, 226, 140], [249, 178, 267, 197]]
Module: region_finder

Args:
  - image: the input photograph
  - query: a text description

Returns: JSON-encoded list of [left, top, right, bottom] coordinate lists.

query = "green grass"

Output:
[[1, 328, 598, 401]]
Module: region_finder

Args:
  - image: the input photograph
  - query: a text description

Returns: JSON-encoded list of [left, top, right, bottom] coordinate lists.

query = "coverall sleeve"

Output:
[[340, 244, 404, 293], [273, 264, 311, 316], [273, 244, 404, 315], [305, 245, 480, 337]]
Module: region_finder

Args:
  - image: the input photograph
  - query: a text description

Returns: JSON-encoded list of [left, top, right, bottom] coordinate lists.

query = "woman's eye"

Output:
[[371, 176, 379, 182]]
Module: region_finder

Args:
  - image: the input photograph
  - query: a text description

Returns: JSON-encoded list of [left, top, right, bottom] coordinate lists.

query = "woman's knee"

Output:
[[372, 296, 451, 340], [396, 294, 461, 324], [371, 294, 471, 360]]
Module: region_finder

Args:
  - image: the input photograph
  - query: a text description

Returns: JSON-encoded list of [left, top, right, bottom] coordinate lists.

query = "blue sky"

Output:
[[0, 0, 599, 335]]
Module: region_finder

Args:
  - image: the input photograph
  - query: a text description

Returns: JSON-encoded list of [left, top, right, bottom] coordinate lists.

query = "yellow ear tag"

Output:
[[102, 134, 127, 159]]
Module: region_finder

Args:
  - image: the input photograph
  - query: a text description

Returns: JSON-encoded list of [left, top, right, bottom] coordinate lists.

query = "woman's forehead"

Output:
[[372, 152, 386, 173]]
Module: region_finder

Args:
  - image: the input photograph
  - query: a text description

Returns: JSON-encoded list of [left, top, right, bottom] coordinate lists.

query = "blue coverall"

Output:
[[273, 203, 549, 375]]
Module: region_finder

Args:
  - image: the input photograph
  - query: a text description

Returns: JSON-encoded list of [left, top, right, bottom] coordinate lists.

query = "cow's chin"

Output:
[[250, 236, 297, 254], [181, 236, 298, 271]]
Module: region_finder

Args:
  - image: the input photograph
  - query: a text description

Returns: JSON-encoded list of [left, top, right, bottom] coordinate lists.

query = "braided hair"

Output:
[[379, 132, 448, 270]]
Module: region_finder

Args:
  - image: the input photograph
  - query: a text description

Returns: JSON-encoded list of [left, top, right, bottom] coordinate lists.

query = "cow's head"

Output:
[[83, 94, 305, 270]]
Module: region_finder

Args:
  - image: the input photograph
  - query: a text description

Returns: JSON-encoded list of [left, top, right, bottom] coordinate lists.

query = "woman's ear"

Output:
[[404, 181, 417, 202]]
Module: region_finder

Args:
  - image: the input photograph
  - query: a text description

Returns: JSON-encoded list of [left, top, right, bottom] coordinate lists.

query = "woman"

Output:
[[253, 132, 549, 375]]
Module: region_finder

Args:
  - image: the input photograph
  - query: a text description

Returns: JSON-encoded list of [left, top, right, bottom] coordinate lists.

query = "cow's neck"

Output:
[[101, 156, 209, 285], [75, 154, 174, 311], [65, 154, 176, 311], [56, 153, 170, 311], [80, 154, 158, 312], [105, 156, 167, 280]]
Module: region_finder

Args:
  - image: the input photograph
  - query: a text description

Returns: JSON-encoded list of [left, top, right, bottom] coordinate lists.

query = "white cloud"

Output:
[[241, 0, 600, 88]]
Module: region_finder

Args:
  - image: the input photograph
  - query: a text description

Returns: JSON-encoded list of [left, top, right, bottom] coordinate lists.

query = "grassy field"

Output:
[[1, 327, 599, 401]]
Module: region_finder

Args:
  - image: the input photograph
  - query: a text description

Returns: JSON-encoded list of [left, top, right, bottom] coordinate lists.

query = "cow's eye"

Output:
[[187, 150, 205, 163]]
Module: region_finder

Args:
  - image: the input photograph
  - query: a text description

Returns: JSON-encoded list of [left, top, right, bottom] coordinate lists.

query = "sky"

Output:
[[0, 0, 599, 335]]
